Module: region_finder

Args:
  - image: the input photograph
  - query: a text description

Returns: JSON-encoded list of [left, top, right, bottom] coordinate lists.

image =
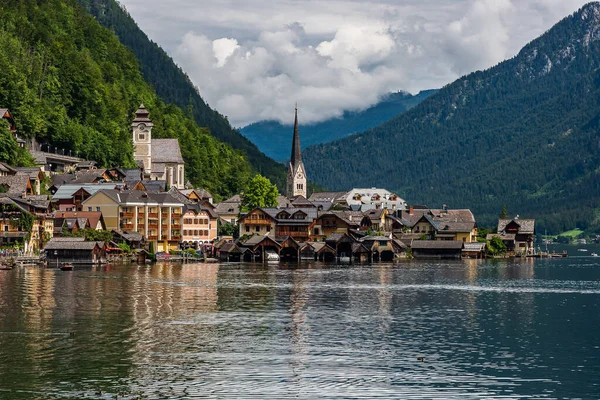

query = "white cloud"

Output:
[[119, 0, 590, 126]]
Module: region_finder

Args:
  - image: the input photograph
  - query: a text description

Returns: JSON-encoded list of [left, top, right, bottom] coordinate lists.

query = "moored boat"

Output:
[[60, 264, 74, 271]]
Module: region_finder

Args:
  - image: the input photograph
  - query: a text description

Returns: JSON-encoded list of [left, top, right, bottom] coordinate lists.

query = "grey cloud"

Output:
[[119, 0, 589, 126]]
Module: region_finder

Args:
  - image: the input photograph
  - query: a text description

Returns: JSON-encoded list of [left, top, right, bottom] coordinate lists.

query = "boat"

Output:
[[60, 264, 74, 271], [577, 248, 588, 252], [265, 251, 280, 262], [592, 253, 599, 257]]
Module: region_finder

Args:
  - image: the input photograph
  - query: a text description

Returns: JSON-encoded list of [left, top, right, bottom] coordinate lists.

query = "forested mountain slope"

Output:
[[77, 0, 286, 189], [303, 3, 600, 233], [241, 90, 437, 161], [0, 0, 252, 198]]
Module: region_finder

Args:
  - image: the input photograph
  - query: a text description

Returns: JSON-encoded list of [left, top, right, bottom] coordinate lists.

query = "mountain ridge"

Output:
[[303, 2, 600, 233], [240, 90, 437, 161]]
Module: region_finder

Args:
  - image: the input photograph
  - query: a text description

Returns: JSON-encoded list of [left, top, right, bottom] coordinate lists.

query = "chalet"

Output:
[[488, 217, 536, 255], [182, 204, 218, 246], [215, 195, 241, 225], [53, 183, 120, 211], [53, 211, 106, 235], [309, 210, 363, 240]]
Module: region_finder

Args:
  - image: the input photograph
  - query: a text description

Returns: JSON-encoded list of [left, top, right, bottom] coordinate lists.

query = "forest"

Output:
[[303, 3, 600, 233], [0, 0, 254, 199], [76, 0, 287, 190]]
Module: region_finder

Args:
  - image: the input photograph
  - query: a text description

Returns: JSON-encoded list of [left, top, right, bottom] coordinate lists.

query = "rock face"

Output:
[[303, 2, 600, 232]]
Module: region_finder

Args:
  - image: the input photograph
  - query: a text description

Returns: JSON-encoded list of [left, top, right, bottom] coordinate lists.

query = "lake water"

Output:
[[0, 258, 599, 399]]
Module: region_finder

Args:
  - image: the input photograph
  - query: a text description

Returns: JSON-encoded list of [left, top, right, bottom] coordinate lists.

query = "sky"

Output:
[[118, 0, 589, 127]]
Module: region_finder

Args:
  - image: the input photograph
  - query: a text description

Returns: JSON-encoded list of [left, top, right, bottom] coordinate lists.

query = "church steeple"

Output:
[[290, 103, 302, 166], [286, 105, 307, 198]]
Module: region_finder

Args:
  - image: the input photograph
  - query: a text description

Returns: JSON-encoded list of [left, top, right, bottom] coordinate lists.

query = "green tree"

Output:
[[487, 236, 507, 256], [241, 174, 279, 211], [218, 221, 238, 237], [500, 205, 508, 219]]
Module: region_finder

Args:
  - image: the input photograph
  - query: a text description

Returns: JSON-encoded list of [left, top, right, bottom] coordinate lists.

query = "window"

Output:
[[245, 225, 250, 232], [297, 183, 304, 190], [96, 207, 100, 212], [88, 207, 92, 211], [266, 226, 271, 232], [230, 219, 235, 224], [138, 133, 145, 140], [314, 228, 319, 235], [3, 226, 8, 232], [255, 226, 260, 232]]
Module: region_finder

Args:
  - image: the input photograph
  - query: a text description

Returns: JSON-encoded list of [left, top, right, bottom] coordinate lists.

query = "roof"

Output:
[[290, 106, 302, 166], [84, 189, 184, 206], [183, 203, 218, 219], [168, 187, 194, 204], [53, 184, 119, 200], [487, 233, 516, 241], [308, 191, 347, 202], [181, 188, 212, 199], [151, 139, 184, 163], [112, 229, 143, 242], [121, 168, 143, 182], [44, 239, 100, 250], [220, 243, 242, 254], [463, 242, 486, 251], [70, 169, 108, 184], [498, 218, 535, 235], [54, 211, 103, 229], [215, 201, 240, 215], [0, 175, 30, 195], [0, 162, 16, 175], [411, 240, 464, 250]]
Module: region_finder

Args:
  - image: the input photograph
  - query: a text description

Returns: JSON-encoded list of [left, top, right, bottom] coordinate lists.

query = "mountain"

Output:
[[240, 90, 437, 161], [303, 3, 600, 234], [77, 0, 286, 190], [0, 0, 252, 198]]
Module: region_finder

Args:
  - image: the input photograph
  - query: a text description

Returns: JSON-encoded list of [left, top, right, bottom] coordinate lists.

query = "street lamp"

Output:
[[54, 250, 58, 267]]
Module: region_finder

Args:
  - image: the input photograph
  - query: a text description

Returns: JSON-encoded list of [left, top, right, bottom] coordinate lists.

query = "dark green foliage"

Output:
[[241, 174, 279, 211], [487, 237, 507, 256], [218, 221, 238, 237], [303, 3, 600, 234], [241, 90, 437, 161], [0, 121, 34, 167], [77, 0, 287, 190], [63, 228, 112, 243], [0, 0, 252, 197]]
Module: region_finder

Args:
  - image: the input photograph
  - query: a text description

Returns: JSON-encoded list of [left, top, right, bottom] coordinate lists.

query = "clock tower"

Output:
[[286, 105, 307, 198], [132, 104, 154, 178]]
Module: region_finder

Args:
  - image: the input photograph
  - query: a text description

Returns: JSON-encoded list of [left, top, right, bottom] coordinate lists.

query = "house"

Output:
[[132, 104, 185, 189], [489, 217, 536, 255], [15, 167, 44, 195], [215, 195, 241, 225], [44, 237, 106, 265], [181, 204, 218, 247], [53, 183, 121, 211], [462, 242, 487, 259], [112, 230, 144, 249], [0, 196, 53, 253], [82, 189, 185, 252], [179, 188, 213, 204], [238, 208, 277, 236], [0, 162, 17, 177], [309, 210, 363, 241], [0, 175, 34, 197], [53, 211, 106, 235]]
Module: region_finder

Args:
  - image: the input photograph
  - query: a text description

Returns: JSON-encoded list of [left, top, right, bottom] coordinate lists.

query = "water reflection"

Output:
[[0, 259, 598, 399]]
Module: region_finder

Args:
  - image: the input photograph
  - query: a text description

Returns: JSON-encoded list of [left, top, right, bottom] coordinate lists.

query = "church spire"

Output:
[[290, 103, 301, 166]]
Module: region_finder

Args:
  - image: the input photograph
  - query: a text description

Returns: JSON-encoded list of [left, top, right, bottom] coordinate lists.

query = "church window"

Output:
[[297, 184, 303, 190], [138, 133, 145, 140]]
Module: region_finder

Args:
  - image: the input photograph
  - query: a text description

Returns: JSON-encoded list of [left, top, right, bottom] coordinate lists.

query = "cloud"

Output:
[[120, 0, 590, 127]]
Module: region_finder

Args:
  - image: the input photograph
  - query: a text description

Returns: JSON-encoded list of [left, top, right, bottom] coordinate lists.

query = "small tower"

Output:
[[286, 105, 307, 198], [132, 104, 154, 178]]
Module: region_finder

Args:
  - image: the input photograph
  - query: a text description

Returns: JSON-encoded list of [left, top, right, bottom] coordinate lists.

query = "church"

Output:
[[286, 106, 307, 198], [132, 104, 185, 189]]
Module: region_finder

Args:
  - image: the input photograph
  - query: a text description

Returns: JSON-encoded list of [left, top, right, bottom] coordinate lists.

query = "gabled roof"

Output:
[[411, 240, 464, 250], [112, 229, 143, 242], [44, 239, 100, 250], [0, 162, 17, 175], [0, 175, 31, 195], [53, 184, 118, 200], [54, 211, 104, 230], [151, 139, 184, 163], [84, 189, 184, 206], [308, 191, 347, 202], [498, 218, 535, 235]]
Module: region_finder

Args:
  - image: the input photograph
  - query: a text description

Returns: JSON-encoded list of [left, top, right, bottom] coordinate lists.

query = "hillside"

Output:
[[77, 0, 286, 189], [303, 2, 600, 233], [0, 0, 252, 198], [241, 90, 436, 161]]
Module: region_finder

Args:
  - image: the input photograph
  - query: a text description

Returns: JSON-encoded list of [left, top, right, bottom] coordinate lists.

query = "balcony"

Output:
[[171, 213, 182, 218], [148, 235, 158, 240], [148, 224, 158, 229], [122, 224, 134, 230], [171, 235, 181, 240], [277, 230, 308, 238], [148, 213, 158, 219], [120, 212, 134, 218]]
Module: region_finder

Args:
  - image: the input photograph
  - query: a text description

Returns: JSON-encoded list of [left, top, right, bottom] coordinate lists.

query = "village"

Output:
[[0, 105, 541, 267]]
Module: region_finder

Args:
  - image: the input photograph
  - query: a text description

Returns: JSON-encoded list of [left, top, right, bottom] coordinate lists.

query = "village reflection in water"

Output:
[[0, 258, 598, 399]]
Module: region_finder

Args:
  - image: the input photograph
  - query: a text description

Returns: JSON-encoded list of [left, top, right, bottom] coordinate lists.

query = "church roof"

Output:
[[290, 106, 302, 166], [151, 139, 184, 163], [132, 103, 153, 125]]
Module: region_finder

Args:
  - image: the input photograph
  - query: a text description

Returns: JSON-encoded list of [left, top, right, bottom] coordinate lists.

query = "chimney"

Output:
[[409, 206, 414, 215], [443, 204, 448, 212]]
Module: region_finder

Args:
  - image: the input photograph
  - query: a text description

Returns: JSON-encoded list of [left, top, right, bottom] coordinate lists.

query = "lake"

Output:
[[0, 258, 599, 399]]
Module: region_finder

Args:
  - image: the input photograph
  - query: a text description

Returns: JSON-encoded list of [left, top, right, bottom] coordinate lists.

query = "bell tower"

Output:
[[286, 105, 307, 198], [132, 104, 153, 178]]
